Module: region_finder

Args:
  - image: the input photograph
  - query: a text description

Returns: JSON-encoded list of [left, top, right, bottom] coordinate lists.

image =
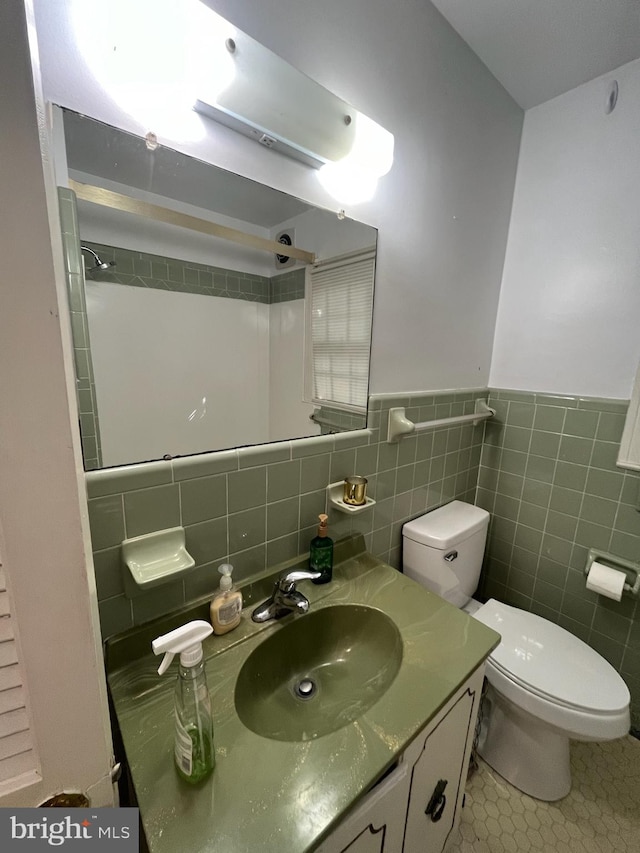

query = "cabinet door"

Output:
[[316, 761, 410, 853], [402, 688, 476, 853]]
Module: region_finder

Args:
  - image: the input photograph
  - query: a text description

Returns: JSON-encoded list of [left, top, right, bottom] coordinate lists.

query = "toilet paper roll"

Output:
[[586, 561, 626, 601]]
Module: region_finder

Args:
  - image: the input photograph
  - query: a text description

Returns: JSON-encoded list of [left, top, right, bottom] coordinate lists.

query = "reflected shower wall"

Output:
[[58, 192, 313, 469]]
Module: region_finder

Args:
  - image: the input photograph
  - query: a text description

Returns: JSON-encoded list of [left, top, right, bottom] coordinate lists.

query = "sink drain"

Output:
[[293, 677, 317, 700]]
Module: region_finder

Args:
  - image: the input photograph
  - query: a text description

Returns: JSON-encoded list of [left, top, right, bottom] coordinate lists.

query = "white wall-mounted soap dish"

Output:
[[327, 481, 376, 514], [122, 526, 195, 595]]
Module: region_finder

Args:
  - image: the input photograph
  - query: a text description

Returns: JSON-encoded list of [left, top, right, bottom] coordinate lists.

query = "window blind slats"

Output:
[[309, 253, 375, 411]]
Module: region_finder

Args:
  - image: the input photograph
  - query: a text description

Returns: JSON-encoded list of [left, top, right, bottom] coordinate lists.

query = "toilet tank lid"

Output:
[[402, 501, 489, 550]]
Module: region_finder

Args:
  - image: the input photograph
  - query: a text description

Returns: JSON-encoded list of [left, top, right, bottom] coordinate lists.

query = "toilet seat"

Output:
[[474, 599, 630, 740]]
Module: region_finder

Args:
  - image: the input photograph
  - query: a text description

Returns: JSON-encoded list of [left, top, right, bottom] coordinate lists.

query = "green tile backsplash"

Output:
[[86, 388, 487, 639], [85, 383, 640, 730], [479, 389, 640, 729]]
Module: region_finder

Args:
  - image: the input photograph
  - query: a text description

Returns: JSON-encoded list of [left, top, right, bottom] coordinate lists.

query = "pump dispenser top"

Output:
[[218, 563, 234, 590], [317, 514, 329, 536], [152, 619, 213, 675]]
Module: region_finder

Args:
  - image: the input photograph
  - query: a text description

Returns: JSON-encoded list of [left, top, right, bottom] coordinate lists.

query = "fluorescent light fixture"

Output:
[[72, 0, 229, 142], [195, 32, 355, 168], [73, 0, 393, 199], [193, 15, 394, 184], [317, 113, 395, 204]]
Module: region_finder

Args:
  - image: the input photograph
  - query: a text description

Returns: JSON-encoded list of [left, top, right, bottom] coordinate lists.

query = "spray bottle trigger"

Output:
[[157, 652, 175, 676]]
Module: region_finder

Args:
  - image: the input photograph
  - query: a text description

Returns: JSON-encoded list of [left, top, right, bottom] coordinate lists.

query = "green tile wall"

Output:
[[313, 405, 367, 434], [270, 268, 306, 303], [58, 188, 102, 469], [86, 381, 640, 730], [82, 242, 304, 304], [86, 388, 487, 639], [478, 389, 640, 729]]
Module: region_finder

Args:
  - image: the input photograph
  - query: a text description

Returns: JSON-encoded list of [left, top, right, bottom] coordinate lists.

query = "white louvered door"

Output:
[[0, 564, 37, 790]]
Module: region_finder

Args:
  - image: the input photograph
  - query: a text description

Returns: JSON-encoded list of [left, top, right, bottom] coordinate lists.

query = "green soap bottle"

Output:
[[310, 513, 334, 584]]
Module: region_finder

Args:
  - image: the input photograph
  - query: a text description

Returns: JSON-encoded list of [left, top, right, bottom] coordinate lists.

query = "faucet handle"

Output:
[[277, 569, 322, 591]]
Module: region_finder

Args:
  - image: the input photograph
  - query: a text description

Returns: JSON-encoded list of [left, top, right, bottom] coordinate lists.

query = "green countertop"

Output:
[[107, 540, 500, 853]]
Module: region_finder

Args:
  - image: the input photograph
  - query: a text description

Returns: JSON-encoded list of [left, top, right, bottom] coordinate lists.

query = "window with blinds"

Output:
[[0, 566, 37, 787], [306, 248, 376, 412]]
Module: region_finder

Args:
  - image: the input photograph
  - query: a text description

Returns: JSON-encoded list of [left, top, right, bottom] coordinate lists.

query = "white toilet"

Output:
[[402, 500, 631, 801]]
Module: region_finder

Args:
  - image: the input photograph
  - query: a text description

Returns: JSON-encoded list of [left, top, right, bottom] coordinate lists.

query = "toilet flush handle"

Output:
[[444, 550, 458, 562]]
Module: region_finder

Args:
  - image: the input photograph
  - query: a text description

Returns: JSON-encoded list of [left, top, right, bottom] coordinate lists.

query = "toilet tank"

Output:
[[402, 501, 489, 608]]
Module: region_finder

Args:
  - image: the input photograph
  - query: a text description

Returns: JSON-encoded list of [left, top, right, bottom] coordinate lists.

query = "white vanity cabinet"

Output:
[[316, 665, 484, 853]]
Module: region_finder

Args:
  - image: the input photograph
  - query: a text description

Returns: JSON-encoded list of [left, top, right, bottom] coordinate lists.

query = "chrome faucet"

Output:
[[251, 569, 322, 623]]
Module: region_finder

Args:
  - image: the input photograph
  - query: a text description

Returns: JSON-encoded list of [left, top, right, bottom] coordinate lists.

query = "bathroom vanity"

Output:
[[106, 538, 499, 852], [316, 667, 484, 853]]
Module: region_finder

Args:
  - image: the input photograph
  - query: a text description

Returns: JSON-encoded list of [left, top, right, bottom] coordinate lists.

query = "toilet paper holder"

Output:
[[584, 549, 640, 598]]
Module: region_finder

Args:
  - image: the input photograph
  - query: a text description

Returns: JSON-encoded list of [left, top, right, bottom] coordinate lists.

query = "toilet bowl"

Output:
[[402, 501, 630, 801]]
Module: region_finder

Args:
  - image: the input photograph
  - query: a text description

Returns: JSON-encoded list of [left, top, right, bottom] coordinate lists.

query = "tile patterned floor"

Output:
[[449, 736, 640, 853]]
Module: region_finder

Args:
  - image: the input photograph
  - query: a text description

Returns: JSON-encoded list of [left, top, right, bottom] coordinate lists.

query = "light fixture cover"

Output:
[[195, 28, 367, 168]]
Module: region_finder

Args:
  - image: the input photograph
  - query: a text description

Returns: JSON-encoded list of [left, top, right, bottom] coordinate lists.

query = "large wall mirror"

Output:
[[58, 109, 378, 470]]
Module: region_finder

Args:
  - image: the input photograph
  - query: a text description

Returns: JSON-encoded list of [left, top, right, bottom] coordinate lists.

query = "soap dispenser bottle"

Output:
[[310, 513, 334, 584], [152, 620, 215, 784], [210, 564, 243, 635]]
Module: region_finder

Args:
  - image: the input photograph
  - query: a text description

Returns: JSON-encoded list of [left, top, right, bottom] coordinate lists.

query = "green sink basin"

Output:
[[234, 604, 403, 741]]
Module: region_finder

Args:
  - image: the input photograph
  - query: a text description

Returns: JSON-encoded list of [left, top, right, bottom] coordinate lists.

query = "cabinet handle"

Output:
[[425, 779, 448, 822]]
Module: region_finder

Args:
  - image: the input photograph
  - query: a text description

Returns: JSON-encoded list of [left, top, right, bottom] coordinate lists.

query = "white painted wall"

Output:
[[34, 0, 523, 395], [490, 58, 640, 399], [87, 283, 270, 465]]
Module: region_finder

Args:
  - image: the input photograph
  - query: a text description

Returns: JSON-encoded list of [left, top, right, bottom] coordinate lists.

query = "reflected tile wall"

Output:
[[82, 242, 304, 304], [58, 188, 102, 469]]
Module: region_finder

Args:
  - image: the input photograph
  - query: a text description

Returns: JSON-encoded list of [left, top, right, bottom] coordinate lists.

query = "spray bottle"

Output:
[[152, 620, 215, 784]]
